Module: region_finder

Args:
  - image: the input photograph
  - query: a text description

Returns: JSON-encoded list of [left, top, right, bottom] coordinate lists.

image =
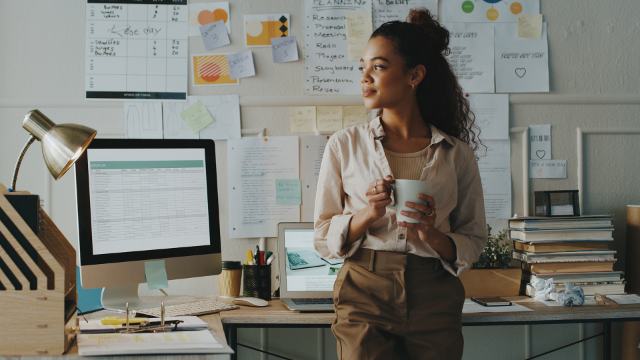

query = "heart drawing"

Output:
[[515, 67, 527, 78], [536, 150, 546, 159]]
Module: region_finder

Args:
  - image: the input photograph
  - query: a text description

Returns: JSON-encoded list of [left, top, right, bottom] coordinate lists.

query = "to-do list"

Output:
[[85, 0, 188, 100]]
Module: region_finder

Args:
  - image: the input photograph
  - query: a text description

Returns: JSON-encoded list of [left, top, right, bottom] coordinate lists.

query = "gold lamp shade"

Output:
[[10, 110, 96, 191]]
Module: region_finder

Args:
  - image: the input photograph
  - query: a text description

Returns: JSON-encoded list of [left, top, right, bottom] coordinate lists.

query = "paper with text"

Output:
[[469, 94, 509, 140], [124, 102, 163, 138], [373, 0, 437, 28], [276, 179, 302, 205], [477, 140, 512, 221], [200, 20, 230, 50], [272, 36, 299, 63], [346, 12, 372, 61], [228, 137, 300, 238], [304, 0, 372, 95], [530, 160, 567, 179], [228, 50, 256, 79], [495, 22, 549, 93], [529, 124, 551, 159], [316, 106, 343, 132], [446, 22, 494, 93], [300, 135, 330, 222], [290, 106, 317, 133], [342, 106, 369, 127]]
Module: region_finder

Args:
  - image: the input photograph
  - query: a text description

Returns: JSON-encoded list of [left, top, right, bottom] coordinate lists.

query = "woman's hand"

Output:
[[364, 175, 394, 223], [398, 194, 456, 262]]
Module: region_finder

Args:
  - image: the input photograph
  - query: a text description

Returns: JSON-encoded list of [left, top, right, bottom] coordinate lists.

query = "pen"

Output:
[[255, 245, 260, 264], [266, 254, 274, 265], [101, 316, 149, 326]]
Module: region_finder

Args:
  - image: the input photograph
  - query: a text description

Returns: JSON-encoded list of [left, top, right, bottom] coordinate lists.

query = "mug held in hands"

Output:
[[393, 179, 430, 224]]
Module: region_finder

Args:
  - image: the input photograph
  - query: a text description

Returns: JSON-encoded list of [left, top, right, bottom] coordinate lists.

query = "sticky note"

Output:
[[228, 50, 256, 79], [181, 101, 215, 133], [276, 179, 301, 205], [346, 12, 372, 61], [316, 106, 343, 132], [271, 36, 299, 63], [518, 14, 543, 39], [342, 106, 368, 128], [144, 260, 168, 290], [200, 20, 230, 50], [289, 106, 316, 133]]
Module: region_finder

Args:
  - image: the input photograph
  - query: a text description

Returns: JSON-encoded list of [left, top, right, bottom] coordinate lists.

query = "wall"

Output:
[[1, 0, 639, 358]]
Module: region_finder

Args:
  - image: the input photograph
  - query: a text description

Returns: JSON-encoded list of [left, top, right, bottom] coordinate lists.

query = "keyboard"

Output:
[[137, 298, 239, 317]]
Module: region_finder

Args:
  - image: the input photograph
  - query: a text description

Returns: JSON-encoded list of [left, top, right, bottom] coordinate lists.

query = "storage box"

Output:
[[459, 268, 523, 298]]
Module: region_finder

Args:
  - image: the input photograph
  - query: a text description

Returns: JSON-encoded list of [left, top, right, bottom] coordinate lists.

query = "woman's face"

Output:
[[359, 36, 415, 110]]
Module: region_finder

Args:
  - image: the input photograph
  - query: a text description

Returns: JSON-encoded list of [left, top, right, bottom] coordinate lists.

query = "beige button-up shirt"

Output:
[[314, 117, 487, 276]]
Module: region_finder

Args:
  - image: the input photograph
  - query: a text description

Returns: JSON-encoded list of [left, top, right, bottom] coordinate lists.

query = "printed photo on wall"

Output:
[[244, 13, 290, 47], [189, 1, 231, 36], [192, 54, 239, 86]]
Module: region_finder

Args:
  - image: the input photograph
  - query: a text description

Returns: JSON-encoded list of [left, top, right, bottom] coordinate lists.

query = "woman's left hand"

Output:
[[398, 193, 437, 241]]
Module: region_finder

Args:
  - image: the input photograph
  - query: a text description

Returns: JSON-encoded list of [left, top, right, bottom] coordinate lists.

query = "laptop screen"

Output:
[[284, 228, 343, 293]]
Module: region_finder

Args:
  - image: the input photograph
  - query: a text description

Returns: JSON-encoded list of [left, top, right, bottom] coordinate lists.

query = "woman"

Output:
[[314, 8, 488, 360]]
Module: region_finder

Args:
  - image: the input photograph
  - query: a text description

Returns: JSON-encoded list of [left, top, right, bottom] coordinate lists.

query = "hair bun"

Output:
[[406, 8, 450, 55]]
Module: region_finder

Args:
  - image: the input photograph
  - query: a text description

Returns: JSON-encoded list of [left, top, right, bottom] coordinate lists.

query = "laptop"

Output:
[[278, 222, 343, 312]]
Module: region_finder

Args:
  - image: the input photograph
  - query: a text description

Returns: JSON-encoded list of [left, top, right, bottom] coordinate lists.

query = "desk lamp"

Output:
[[9, 109, 97, 192]]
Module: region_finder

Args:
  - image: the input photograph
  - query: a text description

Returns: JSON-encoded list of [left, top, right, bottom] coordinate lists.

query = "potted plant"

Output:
[[459, 225, 523, 297]]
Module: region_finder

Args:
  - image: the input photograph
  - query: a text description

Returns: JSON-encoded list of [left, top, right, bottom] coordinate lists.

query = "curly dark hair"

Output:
[[371, 8, 481, 151]]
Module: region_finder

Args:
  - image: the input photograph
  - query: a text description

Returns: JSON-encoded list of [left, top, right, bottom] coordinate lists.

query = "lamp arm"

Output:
[[10, 136, 37, 192]]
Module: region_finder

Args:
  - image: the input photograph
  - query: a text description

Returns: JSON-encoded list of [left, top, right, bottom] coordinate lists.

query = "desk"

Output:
[[218, 297, 640, 360]]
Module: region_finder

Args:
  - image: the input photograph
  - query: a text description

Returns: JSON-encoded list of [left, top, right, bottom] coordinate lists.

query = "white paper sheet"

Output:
[[163, 95, 240, 140], [529, 124, 551, 160], [441, 0, 539, 23], [227, 137, 300, 238], [200, 20, 230, 50], [469, 94, 509, 140], [445, 22, 494, 93], [462, 299, 533, 313], [304, 0, 372, 95], [495, 22, 549, 93], [271, 36, 299, 63], [300, 135, 330, 222], [124, 102, 163, 139], [477, 140, 512, 221], [85, 2, 188, 100], [529, 160, 567, 179], [373, 0, 437, 28], [228, 50, 256, 79]]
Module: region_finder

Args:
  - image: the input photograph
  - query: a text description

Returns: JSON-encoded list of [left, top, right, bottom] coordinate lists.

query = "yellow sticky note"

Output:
[[518, 14, 543, 39], [289, 106, 316, 133], [342, 106, 368, 128], [316, 106, 343, 132], [180, 101, 215, 133], [346, 12, 373, 61]]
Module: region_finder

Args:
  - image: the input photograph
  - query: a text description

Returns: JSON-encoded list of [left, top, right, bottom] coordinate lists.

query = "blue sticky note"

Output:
[[76, 266, 103, 314], [200, 20, 230, 51], [144, 260, 168, 290], [276, 179, 301, 205], [271, 36, 299, 63]]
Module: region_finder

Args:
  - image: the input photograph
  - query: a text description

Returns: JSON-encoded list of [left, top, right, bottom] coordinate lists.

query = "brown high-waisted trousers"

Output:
[[332, 248, 465, 360]]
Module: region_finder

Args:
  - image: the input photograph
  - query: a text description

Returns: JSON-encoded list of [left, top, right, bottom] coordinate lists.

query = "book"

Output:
[[513, 250, 616, 263], [509, 215, 612, 230], [526, 283, 625, 297], [509, 228, 613, 242], [513, 241, 610, 253], [525, 261, 615, 274], [529, 271, 624, 284]]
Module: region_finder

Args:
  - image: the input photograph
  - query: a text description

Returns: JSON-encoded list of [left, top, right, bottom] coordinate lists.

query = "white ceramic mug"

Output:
[[393, 179, 430, 224]]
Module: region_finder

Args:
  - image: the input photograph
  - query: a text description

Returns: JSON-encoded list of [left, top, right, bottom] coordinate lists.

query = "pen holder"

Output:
[[242, 264, 271, 300]]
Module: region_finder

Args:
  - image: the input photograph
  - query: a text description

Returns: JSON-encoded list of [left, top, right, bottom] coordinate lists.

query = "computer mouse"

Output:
[[233, 297, 269, 307]]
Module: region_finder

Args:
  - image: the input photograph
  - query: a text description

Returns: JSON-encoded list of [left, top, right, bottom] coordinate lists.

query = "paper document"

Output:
[[477, 140, 512, 221], [529, 160, 567, 179], [463, 299, 532, 313], [300, 135, 330, 222], [446, 22, 494, 93], [200, 20, 230, 50], [373, 0, 437, 28], [345, 12, 372, 61], [227, 137, 300, 238], [468, 94, 509, 140], [529, 124, 551, 160]]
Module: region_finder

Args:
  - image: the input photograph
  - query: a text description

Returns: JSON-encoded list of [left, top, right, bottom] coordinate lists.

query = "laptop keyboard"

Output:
[[291, 298, 333, 305]]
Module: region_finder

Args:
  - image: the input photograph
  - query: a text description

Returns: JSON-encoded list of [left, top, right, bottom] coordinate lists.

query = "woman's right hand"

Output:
[[365, 175, 394, 223]]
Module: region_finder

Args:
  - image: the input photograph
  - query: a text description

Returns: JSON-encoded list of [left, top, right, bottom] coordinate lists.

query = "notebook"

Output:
[[277, 222, 341, 312]]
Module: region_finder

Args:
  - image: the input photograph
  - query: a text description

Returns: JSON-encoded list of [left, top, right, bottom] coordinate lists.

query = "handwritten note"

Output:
[[529, 124, 551, 160], [276, 179, 302, 205], [446, 22, 494, 93], [228, 50, 256, 79], [304, 0, 372, 95], [518, 14, 543, 39], [181, 101, 215, 133], [495, 22, 549, 93], [346, 12, 372, 61], [373, 0, 437, 28], [316, 106, 343, 132], [85, 1, 188, 100], [290, 106, 317, 133], [342, 106, 369, 128], [271, 36, 299, 63], [199, 20, 230, 50]]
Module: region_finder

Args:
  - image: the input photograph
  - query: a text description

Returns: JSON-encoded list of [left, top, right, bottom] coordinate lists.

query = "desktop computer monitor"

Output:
[[75, 139, 221, 309]]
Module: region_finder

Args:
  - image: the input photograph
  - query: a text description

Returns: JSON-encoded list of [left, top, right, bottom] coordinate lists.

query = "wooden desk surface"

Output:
[[216, 297, 640, 327]]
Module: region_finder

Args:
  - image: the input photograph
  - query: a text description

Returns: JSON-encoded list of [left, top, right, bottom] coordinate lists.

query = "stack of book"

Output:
[[509, 215, 626, 297]]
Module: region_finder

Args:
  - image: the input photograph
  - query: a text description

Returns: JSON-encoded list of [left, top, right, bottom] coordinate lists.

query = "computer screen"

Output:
[[75, 139, 221, 308], [282, 227, 342, 293]]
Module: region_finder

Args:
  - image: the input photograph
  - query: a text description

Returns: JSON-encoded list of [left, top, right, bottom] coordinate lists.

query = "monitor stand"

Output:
[[102, 284, 199, 312]]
